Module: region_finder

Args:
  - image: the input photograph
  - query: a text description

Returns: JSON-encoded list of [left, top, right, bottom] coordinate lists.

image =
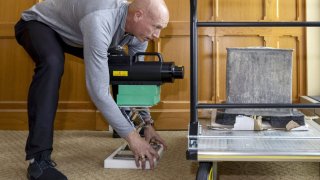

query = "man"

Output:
[[14, 0, 169, 179]]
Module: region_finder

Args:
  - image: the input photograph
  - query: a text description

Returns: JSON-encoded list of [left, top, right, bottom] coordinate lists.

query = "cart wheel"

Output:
[[196, 162, 213, 180]]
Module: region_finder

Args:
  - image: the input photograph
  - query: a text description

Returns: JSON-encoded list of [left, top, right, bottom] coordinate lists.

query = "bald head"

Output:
[[126, 0, 169, 42], [130, 0, 169, 23]]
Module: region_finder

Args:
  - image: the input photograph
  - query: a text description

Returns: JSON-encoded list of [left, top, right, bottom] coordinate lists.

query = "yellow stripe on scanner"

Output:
[[113, 71, 128, 77]]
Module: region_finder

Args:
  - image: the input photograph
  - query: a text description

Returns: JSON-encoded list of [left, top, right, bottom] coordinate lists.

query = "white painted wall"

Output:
[[306, 0, 320, 95]]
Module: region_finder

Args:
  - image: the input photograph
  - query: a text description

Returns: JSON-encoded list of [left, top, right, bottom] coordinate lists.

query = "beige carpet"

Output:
[[0, 130, 319, 180]]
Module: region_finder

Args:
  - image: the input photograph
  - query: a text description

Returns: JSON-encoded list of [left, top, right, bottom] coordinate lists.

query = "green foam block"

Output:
[[118, 85, 160, 95], [116, 85, 160, 106]]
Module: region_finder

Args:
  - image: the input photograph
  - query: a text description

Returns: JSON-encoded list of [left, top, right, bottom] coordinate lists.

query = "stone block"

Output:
[[216, 47, 305, 128]]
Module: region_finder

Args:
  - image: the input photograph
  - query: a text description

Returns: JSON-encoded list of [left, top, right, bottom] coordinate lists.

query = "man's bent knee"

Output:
[[38, 55, 65, 79]]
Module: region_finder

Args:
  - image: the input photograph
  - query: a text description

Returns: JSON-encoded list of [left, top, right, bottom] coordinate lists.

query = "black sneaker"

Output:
[[27, 159, 67, 180]]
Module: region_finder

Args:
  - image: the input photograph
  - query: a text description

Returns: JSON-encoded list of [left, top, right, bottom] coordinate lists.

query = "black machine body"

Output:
[[108, 51, 184, 85]]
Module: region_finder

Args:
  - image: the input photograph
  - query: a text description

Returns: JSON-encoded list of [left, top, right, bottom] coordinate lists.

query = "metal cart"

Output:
[[186, 1, 320, 179]]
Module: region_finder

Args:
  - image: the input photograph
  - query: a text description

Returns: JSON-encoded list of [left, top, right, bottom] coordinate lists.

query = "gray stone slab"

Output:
[[217, 47, 304, 128], [226, 47, 293, 104]]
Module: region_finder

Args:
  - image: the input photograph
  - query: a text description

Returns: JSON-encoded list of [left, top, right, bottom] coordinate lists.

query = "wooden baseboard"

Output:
[[0, 109, 190, 130], [0, 110, 98, 130], [151, 110, 189, 130], [299, 96, 320, 116]]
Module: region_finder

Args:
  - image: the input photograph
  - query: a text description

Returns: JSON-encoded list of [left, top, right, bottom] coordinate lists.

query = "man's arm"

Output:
[[80, 13, 159, 169], [80, 13, 135, 138]]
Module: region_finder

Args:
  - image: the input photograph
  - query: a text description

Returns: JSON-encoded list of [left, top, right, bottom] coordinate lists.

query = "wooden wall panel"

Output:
[[166, 0, 212, 21], [278, 0, 302, 20], [0, 41, 33, 101], [159, 37, 190, 102], [151, 37, 190, 129], [0, 0, 38, 130], [166, 0, 190, 21], [59, 55, 91, 101], [0, 0, 100, 130], [198, 36, 214, 102], [151, 109, 190, 130], [0, 0, 35, 22], [215, 0, 264, 21]]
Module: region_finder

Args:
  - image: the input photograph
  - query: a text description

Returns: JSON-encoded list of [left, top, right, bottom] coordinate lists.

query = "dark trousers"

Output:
[[15, 19, 84, 160]]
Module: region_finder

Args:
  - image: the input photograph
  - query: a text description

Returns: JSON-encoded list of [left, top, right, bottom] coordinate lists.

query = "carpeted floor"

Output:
[[0, 130, 319, 180]]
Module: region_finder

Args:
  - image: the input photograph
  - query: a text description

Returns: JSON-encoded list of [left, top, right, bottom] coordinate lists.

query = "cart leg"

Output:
[[212, 162, 218, 180], [196, 162, 217, 180]]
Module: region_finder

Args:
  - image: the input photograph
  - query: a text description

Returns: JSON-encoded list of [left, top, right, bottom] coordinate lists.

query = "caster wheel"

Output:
[[196, 162, 213, 180]]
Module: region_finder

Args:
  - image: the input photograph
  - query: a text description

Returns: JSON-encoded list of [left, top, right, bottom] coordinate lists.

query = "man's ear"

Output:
[[133, 9, 144, 22]]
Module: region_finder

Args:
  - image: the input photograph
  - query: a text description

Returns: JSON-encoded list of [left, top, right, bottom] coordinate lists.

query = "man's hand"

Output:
[[124, 130, 159, 169], [144, 125, 167, 150]]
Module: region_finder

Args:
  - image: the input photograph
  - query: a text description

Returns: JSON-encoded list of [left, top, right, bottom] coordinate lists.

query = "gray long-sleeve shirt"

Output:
[[21, 0, 148, 137]]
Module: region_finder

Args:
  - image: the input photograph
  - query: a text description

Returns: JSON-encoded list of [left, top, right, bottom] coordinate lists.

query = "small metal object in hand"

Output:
[[139, 155, 146, 161]]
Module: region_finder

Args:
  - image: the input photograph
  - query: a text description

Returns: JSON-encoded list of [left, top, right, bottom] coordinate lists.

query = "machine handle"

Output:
[[133, 52, 163, 63]]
